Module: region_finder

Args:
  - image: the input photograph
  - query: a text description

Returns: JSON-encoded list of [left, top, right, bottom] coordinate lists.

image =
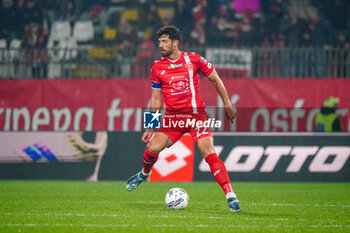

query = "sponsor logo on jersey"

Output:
[[171, 80, 189, 91], [168, 63, 183, 69], [200, 56, 208, 64], [186, 63, 193, 70]]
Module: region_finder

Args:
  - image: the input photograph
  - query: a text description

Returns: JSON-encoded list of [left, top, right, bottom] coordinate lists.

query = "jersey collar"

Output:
[[165, 51, 183, 63]]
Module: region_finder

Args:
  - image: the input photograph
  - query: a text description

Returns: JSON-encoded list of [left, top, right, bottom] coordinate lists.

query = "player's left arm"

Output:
[[208, 70, 237, 123]]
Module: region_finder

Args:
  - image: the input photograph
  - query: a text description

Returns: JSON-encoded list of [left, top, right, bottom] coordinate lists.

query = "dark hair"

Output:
[[156, 25, 181, 41]]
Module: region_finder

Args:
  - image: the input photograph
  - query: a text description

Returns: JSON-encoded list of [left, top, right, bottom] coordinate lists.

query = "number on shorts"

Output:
[[196, 126, 208, 137]]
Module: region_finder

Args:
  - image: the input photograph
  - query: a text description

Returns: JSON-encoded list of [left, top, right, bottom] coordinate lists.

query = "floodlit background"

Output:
[[0, 0, 349, 78]]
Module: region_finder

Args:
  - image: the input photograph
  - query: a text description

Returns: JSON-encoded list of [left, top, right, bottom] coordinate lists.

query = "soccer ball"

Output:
[[165, 187, 189, 209]]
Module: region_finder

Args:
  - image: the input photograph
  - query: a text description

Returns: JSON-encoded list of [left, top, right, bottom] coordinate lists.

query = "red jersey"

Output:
[[150, 51, 215, 114]]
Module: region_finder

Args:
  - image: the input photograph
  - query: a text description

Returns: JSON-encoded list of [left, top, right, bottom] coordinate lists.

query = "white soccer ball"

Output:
[[165, 187, 189, 209]]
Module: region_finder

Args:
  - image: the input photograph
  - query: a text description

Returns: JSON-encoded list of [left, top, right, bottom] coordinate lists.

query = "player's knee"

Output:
[[202, 149, 215, 158], [148, 142, 164, 154], [200, 145, 215, 158], [198, 142, 215, 158]]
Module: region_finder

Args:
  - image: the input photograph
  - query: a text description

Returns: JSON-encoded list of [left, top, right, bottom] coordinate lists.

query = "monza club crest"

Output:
[[186, 63, 193, 70]]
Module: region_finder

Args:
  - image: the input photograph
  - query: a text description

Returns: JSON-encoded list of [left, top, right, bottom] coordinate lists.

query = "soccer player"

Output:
[[126, 25, 240, 212]]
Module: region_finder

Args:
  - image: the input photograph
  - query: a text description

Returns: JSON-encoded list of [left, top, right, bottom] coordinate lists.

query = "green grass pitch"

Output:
[[0, 180, 349, 233]]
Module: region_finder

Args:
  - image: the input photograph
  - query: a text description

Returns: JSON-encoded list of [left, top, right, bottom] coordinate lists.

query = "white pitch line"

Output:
[[2, 212, 227, 220], [131, 201, 350, 208], [132, 201, 350, 208], [2, 223, 350, 228], [2, 212, 349, 223], [248, 203, 350, 208], [5, 200, 350, 208]]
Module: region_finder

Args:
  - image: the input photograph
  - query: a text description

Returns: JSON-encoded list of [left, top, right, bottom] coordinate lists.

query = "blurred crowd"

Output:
[[0, 0, 349, 79], [0, 0, 349, 50]]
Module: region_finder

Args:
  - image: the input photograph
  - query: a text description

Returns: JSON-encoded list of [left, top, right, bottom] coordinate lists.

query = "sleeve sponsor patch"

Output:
[[200, 56, 208, 64]]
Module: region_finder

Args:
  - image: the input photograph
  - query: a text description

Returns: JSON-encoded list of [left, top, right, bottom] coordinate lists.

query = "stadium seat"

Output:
[[121, 9, 139, 21], [9, 39, 21, 61], [47, 39, 64, 78], [3, 39, 22, 79], [0, 39, 6, 47], [157, 8, 174, 19], [50, 21, 71, 41], [104, 28, 117, 40], [47, 38, 78, 78], [0, 39, 8, 78], [65, 37, 78, 60], [73, 20, 94, 42], [0, 39, 7, 58]]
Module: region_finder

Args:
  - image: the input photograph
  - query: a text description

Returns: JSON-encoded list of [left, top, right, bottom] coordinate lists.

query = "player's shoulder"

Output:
[[151, 58, 162, 70], [152, 57, 166, 67], [184, 51, 200, 57], [184, 51, 204, 62]]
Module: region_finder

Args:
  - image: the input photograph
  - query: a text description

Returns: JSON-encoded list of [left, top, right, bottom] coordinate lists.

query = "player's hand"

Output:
[[225, 106, 237, 123], [142, 130, 154, 143]]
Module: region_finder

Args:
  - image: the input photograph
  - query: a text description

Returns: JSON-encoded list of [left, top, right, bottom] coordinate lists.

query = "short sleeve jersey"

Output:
[[150, 51, 215, 113]]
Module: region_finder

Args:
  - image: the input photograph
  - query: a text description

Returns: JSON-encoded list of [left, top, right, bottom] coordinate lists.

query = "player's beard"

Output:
[[161, 43, 174, 58], [161, 49, 173, 58]]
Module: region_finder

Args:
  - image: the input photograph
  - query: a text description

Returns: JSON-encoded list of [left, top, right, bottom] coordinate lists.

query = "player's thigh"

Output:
[[148, 132, 173, 154], [196, 135, 216, 158]]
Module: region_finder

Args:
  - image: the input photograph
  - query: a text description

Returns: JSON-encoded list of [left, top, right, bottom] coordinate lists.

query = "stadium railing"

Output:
[[0, 47, 349, 79]]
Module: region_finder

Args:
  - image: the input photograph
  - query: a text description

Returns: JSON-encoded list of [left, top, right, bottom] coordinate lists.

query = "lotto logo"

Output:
[[199, 146, 350, 173], [149, 134, 194, 182], [143, 110, 162, 129]]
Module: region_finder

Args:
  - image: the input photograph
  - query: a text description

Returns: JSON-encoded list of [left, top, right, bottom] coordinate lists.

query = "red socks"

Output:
[[205, 153, 234, 195], [142, 148, 159, 174], [142, 150, 234, 197]]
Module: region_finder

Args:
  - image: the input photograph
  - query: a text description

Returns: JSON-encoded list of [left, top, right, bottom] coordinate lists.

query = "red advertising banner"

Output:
[[149, 134, 194, 182], [0, 79, 349, 131]]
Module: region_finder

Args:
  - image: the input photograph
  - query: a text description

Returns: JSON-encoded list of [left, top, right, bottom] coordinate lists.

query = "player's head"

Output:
[[157, 25, 181, 57]]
